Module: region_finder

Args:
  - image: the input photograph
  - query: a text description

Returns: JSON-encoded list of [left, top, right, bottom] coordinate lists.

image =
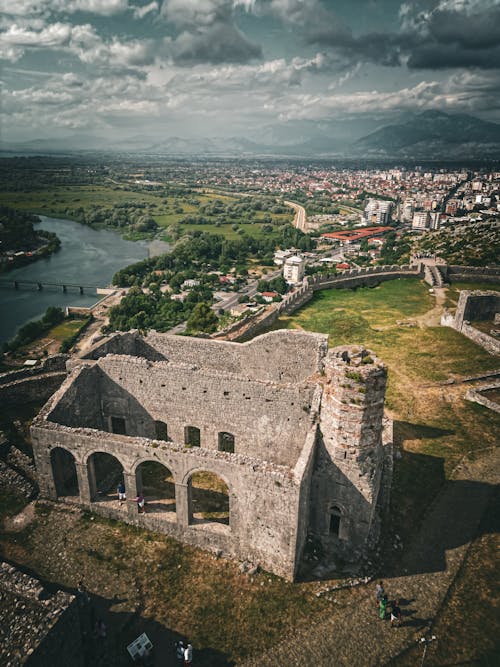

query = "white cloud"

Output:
[[0, 0, 130, 17], [133, 1, 159, 19]]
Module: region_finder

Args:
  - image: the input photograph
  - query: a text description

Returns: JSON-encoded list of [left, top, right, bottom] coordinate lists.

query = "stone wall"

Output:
[[447, 265, 500, 283], [50, 355, 317, 468], [31, 330, 391, 580], [0, 372, 67, 408], [461, 323, 500, 355], [85, 329, 328, 384], [465, 382, 500, 414], [31, 422, 308, 580], [0, 561, 84, 667], [312, 346, 388, 561]]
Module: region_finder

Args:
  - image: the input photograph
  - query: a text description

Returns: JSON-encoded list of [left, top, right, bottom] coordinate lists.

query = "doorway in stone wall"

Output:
[[88, 452, 124, 505], [51, 447, 79, 499], [188, 471, 230, 528], [135, 461, 176, 519]]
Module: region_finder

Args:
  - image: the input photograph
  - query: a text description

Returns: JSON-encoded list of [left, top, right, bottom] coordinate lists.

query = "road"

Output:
[[285, 200, 307, 232]]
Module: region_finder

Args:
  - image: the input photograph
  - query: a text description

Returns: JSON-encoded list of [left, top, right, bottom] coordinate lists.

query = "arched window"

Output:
[[218, 432, 234, 453], [184, 426, 201, 447], [50, 447, 79, 498], [188, 471, 229, 527], [154, 420, 169, 441], [329, 506, 342, 537]]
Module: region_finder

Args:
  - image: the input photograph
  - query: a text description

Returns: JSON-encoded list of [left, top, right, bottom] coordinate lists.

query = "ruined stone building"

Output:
[[31, 330, 392, 580]]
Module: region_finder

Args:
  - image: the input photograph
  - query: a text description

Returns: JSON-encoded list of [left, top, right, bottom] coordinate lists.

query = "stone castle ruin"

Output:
[[31, 330, 392, 580]]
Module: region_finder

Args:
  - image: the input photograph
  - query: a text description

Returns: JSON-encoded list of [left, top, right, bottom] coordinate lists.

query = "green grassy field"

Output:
[[48, 318, 88, 343], [0, 186, 292, 242], [271, 279, 500, 544]]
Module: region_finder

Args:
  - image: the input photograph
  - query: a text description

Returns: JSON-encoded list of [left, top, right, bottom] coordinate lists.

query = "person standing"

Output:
[[133, 492, 145, 513], [184, 643, 193, 666], [175, 641, 184, 665], [375, 581, 384, 606], [379, 594, 388, 620], [391, 599, 402, 627], [117, 481, 126, 505]]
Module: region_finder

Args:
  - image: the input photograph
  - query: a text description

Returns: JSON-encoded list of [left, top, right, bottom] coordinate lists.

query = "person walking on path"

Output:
[[117, 481, 126, 505], [390, 599, 402, 627], [375, 581, 384, 606], [184, 643, 193, 666], [379, 594, 389, 620], [133, 492, 145, 513], [175, 641, 185, 665]]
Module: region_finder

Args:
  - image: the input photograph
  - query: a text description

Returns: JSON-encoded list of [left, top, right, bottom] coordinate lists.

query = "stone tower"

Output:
[[312, 345, 388, 562]]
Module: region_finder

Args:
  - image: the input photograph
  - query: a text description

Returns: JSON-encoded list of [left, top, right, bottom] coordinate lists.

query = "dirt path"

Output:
[[415, 287, 446, 328], [240, 447, 499, 667]]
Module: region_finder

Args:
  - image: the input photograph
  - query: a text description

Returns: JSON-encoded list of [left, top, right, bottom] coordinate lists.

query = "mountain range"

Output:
[[2, 110, 500, 159]]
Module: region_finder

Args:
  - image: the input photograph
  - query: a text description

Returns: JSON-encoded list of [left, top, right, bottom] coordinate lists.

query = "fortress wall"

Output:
[[30, 425, 304, 580], [144, 330, 327, 383], [461, 323, 500, 355], [85, 330, 327, 384], [0, 372, 67, 408], [47, 366, 104, 430], [454, 290, 500, 330], [62, 357, 315, 468]]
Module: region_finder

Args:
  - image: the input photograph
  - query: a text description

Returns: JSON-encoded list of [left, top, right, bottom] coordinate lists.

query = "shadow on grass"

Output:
[[1, 558, 235, 667]]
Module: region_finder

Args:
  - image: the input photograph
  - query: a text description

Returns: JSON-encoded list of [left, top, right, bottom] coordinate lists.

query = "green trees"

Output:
[[186, 302, 218, 334], [3, 306, 64, 352]]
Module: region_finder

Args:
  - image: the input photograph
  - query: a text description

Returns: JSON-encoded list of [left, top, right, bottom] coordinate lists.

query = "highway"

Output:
[[285, 200, 307, 231]]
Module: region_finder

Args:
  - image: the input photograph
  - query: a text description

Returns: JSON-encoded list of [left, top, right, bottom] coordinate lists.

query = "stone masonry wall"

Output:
[[50, 356, 316, 468], [85, 329, 328, 384], [0, 562, 83, 667], [30, 422, 307, 580], [312, 346, 388, 560]]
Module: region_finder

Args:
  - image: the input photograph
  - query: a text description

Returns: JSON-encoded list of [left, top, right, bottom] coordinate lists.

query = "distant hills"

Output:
[[2, 110, 500, 159], [353, 110, 500, 157]]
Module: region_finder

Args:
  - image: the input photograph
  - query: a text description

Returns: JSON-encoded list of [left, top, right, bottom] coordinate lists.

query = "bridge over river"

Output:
[[0, 278, 102, 294]]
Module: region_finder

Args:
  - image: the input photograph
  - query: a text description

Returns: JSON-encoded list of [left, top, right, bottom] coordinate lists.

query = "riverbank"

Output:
[[0, 216, 149, 344]]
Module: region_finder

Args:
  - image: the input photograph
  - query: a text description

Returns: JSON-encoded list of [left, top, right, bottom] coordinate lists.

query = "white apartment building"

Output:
[[412, 211, 430, 230], [283, 255, 306, 284]]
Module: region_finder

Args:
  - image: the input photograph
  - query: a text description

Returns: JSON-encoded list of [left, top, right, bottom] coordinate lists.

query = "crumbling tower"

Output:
[[312, 345, 388, 561]]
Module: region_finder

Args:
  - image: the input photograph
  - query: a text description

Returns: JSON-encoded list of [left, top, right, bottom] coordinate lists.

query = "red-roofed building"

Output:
[[336, 263, 350, 271], [321, 226, 392, 245]]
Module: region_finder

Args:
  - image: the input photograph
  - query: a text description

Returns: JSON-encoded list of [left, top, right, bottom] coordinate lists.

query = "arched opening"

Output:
[[329, 506, 342, 537], [188, 471, 229, 527], [154, 420, 169, 441], [88, 452, 124, 504], [184, 425, 201, 448], [218, 432, 235, 453], [50, 447, 79, 499], [135, 461, 175, 518]]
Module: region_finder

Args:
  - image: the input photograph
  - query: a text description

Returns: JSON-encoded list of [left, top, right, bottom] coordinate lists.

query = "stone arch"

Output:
[[86, 451, 125, 503], [50, 447, 79, 499], [134, 460, 176, 518], [185, 468, 231, 528]]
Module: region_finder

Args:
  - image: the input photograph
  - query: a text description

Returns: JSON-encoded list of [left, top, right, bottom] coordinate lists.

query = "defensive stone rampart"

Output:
[[443, 290, 500, 355]]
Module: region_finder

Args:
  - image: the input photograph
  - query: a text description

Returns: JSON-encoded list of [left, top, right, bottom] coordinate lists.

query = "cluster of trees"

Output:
[[64, 202, 158, 233], [113, 227, 314, 288], [3, 306, 64, 352], [257, 276, 288, 294], [379, 231, 412, 264], [0, 206, 40, 251], [106, 285, 217, 334]]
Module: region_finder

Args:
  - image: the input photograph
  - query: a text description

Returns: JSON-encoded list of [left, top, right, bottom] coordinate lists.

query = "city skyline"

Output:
[[2, 1, 500, 144]]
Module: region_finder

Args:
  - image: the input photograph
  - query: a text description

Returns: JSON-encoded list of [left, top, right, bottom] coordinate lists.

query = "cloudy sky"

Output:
[[1, 0, 500, 144]]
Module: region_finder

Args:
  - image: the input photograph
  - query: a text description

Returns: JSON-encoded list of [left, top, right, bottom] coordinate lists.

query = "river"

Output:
[[0, 216, 154, 345]]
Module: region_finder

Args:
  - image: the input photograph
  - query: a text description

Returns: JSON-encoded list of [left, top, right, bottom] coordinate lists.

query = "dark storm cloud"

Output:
[[161, 0, 262, 64], [264, 0, 500, 71]]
